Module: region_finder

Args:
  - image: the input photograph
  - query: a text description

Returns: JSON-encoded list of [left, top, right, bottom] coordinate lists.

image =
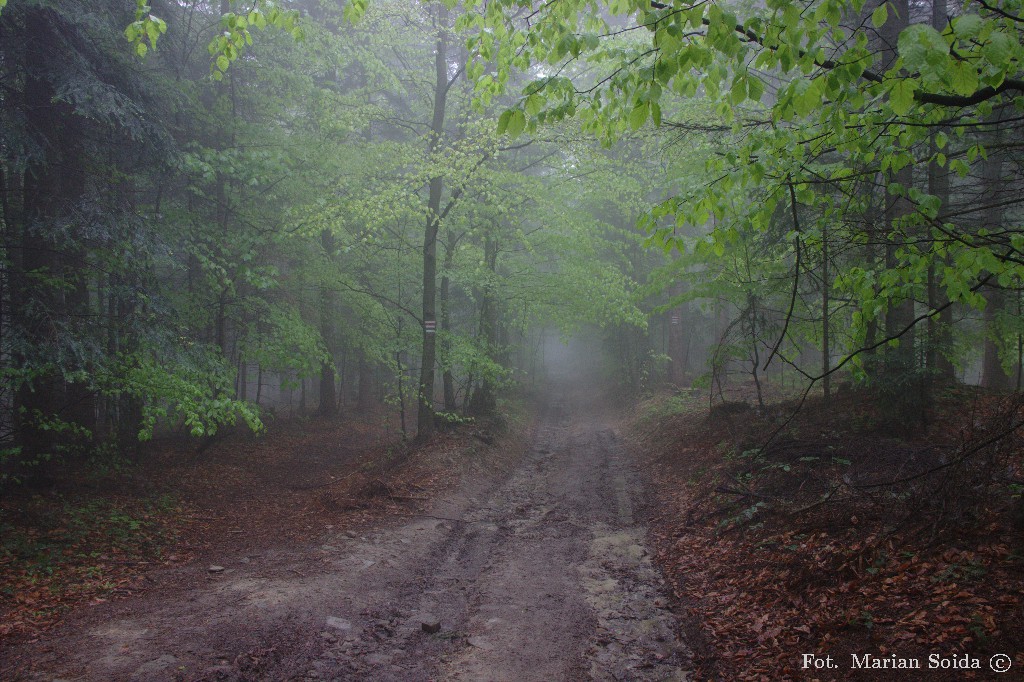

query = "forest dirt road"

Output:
[[5, 386, 690, 681]]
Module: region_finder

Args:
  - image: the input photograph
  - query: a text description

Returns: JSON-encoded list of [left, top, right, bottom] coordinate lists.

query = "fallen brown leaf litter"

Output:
[[634, 384, 1024, 681]]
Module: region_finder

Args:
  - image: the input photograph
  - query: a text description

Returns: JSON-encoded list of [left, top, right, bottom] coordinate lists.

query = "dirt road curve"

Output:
[[7, 390, 690, 681]]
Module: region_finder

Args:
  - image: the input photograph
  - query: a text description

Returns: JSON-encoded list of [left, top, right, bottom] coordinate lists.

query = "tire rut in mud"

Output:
[[307, 392, 691, 681]]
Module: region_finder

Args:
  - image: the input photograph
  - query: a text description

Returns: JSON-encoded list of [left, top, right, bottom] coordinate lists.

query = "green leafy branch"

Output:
[[124, 2, 167, 58], [209, 3, 305, 81], [123, 0, 303, 79]]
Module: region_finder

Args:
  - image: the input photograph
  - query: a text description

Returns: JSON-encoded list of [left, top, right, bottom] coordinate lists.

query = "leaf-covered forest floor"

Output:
[[0, 408, 466, 644], [634, 384, 1024, 681]]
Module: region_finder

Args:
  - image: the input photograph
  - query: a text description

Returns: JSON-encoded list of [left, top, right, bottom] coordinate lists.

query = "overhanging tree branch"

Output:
[[647, 0, 1024, 108]]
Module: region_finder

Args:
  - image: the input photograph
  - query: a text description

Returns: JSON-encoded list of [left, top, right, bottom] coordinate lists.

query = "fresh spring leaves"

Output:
[[124, 1, 302, 81], [451, 0, 1024, 381], [124, 3, 166, 58], [208, 4, 303, 81]]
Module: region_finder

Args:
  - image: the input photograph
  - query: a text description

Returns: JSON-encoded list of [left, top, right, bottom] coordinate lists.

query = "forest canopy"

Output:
[[1, 0, 1022, 480]]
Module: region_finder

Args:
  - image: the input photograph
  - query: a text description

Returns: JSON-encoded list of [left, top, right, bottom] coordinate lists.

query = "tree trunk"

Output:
[[926, 0, 956, 386], [864, 0, 919, 414], [980, 141, 1012, 390], [668, 281, 687, 385], [468, 233, 499, 416], [416, 12, 450, 441], [238, 358, 248, 400], [318, 230, 338, 417], [981, 288, 1012, 389], [440, 231, 457, 411], [821, 220, 830, 401], [319, 361, 337, 417], [357, 354, 374, 411], [880, 0, 916, 380]]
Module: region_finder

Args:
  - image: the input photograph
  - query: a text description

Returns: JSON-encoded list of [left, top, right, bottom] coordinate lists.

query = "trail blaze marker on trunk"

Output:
[[671, 315, 680, 325], [425, 320, 436, 334]]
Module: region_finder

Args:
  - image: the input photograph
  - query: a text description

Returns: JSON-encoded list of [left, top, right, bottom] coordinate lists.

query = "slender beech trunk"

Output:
[[927, 0, 956, 386], [357, 354, 374, 411], [1017, 291, 1023, 391], [982, 287, 1011, 389], [416, 11, 449, 440], [396, 320, 407, 439], [980, 136, 1012, 389], [440, 231, 457, 411], [238, 358, 247, 400], [213, 0, 234, 360], [880, 0, 916, 380], [318, 230, 338, 417], [821, 221, 831, 401], [668, 280, 687, 385], [469, 233, 499, 415], [749, 295, 765, 411]]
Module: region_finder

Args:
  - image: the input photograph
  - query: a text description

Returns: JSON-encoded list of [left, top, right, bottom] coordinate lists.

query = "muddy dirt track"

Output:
[[4, 388, 691, 681]]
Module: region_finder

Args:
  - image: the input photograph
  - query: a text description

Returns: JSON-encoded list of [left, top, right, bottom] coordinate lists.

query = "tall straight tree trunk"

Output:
[[926, 0, 956, 386], [980, 135, 1012, 390], [118, 297, 143, 455], [212, 0, 235, 359], [982, 289, 1011, 389], [318, 230, 338, 417], [668, 280, 687, 385], [238, 358, 248, 400], [469, 233, 499, 415], [440, 234, 457, 411], [864, 242, 879, 353], [821, 221, 831, 401], [416, 9, 450, 441], [877, 0, 917, 387], [357, 354, 374, 411], [318, 356, 337, 416], [1017, 291, 1023, 391], [65, 246, 93, 440]]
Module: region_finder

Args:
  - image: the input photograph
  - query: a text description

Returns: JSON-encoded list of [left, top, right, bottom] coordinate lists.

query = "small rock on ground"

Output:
[[326, 616, 353, 631]]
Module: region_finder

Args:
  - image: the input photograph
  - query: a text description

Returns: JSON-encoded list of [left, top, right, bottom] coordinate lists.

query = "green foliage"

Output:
[[239, 304, 332, 387], [637, 390, 701, 423], [125, 0, 302, 77], [124, 2, 166, 58], [434, 411, 475, 426], [114, 347, 262, 441], [450, 0, 1024, 387], [0, 0, 654, 481], [208, 2, 304, 80], [446, 332, 513, 390]]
